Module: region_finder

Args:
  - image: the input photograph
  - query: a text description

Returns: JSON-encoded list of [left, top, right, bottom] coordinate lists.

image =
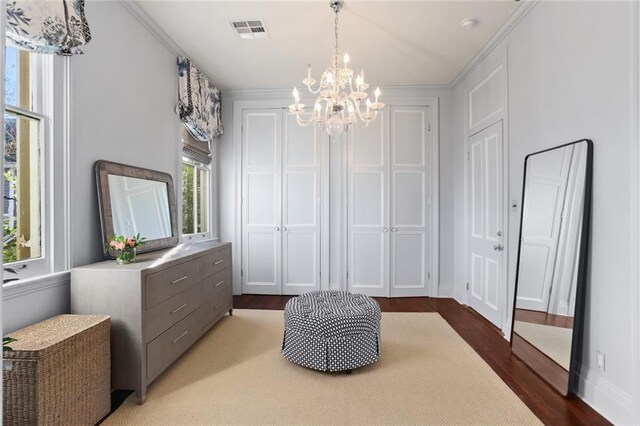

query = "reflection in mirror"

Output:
[[95, 160, 179, 258], [511, 139, 592, 396], [107, 175, 172, 240]]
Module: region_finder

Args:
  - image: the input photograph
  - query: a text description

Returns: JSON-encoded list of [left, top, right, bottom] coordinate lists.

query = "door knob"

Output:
[[383, 228, 389, 232], [493, 244, 504, 251], [391, 228, 398, 232], [497, 231, 502, 237], [283, 227, 288, 231], [274, 227, 280, 231]]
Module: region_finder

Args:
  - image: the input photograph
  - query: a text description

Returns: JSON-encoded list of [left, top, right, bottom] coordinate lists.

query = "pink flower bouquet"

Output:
[[107, 233, 146, 264]]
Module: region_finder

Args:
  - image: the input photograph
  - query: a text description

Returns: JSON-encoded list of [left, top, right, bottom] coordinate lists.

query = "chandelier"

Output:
[[289, 0, 384, 137]]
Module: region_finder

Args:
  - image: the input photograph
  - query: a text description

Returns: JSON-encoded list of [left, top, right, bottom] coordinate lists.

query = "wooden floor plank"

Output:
[[234, 294, 609, 426]]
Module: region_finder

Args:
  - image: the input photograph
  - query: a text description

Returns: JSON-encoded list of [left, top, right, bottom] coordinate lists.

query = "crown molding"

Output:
[[223, 84, 451, 101], [118, 0, 216, 86], [119, 1, 182, 57], [119, 0, 537, 93], [450, 0, 539, 88]]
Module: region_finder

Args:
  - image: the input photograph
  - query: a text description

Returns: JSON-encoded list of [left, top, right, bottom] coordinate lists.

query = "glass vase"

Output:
[[116, 248, 136, 264]]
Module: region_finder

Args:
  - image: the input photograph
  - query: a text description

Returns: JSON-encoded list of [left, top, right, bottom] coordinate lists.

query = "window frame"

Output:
[[181, 156, 212, 243], [2, 46, 71, 287], [3, 50, 53, 280]]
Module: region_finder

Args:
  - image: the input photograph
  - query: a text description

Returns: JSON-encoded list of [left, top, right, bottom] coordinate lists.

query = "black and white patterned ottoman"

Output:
[[282, 291, 381, 372]]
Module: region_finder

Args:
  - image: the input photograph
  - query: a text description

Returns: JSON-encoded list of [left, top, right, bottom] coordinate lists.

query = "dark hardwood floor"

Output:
[[515, 308, 574, 329], [234, 295, 609, 426]]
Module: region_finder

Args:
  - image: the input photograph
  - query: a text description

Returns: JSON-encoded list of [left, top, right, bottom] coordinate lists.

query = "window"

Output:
[[4, 46, 52, 279], [182, 158, 210, 239]]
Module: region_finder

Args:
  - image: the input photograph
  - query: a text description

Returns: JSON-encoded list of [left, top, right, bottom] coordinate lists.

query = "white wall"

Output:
[[3, 1, 182, 332], [452, 2, 639, 423], [71, 1, 181, 267], [218, 86, 455, 296]]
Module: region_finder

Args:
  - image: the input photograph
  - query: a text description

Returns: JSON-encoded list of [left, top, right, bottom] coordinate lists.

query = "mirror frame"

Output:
[[95, 160, 179, 259], [510, 139, 593, 396]]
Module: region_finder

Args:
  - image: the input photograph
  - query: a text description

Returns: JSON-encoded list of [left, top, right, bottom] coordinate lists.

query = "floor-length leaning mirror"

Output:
[[511, 139, 593, 396]]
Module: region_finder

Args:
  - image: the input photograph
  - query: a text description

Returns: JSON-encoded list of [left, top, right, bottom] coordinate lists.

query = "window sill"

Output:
[[182, 233, 213, 243], [3, 271, 70, 300]]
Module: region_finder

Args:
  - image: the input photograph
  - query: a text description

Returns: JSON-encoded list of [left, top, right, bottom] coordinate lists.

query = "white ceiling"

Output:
[[137, 0, 519, 91]]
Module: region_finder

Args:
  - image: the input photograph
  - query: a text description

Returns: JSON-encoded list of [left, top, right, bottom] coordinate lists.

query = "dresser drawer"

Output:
[[147, 311, 199, 382], [145, 261, 200, 309], [146, 285, 201, 342], [202, 267, 232, 301], [200, 294, 231, 332], [200, 247, 231, 279]]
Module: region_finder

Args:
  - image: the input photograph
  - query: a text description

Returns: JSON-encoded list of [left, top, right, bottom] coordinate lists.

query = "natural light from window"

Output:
[[182, 158, 209, 237], [4, 46, 43, 267]]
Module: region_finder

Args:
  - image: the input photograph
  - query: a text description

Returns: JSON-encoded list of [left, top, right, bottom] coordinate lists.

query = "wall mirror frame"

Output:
[[510, 139, 593, 396], [95, 160, 179, 259]]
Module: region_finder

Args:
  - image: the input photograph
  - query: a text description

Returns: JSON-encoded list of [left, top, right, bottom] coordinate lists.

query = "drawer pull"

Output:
[[214, 259, 224, 266], [171, 303, 188, 314], [172, 330, 189, 344], [214, 280, 224, 288], [171, 276, 188, 285]]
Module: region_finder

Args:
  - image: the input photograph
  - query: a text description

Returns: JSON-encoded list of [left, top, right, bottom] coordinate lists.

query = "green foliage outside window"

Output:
[[182, 163, 194, 234]]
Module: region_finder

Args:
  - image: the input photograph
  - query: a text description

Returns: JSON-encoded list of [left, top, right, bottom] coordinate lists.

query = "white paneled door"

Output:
[[390, 107, 430, 297], [466, 121, 505, 327], [282, 114, 321, 295], [241, 109, 321, 295], [348, 106, 431, 297], [348, 112, 389, 297]]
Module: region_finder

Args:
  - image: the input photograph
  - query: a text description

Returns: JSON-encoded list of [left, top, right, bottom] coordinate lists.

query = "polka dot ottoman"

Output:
[[281, 291, 381, 372]]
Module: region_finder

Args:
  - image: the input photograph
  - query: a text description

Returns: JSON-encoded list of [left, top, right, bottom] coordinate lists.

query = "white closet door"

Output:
[[466, 121, 504, 327], [389, 106, 429, 297], [347, 113, 389, 297], [517, 145, 573, 311], [281, 115, 321, 294], [242, 109, 282, 295]]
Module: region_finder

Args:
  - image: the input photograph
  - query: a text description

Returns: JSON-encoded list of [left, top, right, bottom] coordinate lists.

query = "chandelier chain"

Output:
[[334, 10, 339, 57]]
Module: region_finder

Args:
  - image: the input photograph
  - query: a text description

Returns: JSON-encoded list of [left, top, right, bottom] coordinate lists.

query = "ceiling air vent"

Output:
[[230, 20, 270, 39]]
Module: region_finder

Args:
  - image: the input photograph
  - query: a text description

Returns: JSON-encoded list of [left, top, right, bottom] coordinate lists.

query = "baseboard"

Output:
[[575, 364, 635, 425], [437, 283, 454, 297], [453, 285, 467, 305]]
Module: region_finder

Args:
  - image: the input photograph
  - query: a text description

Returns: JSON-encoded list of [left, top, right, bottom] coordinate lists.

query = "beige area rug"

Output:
[[105, 310, 541, 425], [514, 320, 573, 370]]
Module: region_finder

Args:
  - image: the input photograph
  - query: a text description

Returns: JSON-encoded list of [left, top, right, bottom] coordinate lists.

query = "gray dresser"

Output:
[[71, 241, 232, 404]]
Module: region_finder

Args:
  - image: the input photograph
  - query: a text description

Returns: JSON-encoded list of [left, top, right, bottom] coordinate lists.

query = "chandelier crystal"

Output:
[[289, 0, 384, 137]]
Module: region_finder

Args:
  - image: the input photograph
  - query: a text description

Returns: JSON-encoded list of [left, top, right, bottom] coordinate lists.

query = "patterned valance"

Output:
[[182, 127, 212, 165], [176, 57, 223, 143], [6, 0, 91, 55]]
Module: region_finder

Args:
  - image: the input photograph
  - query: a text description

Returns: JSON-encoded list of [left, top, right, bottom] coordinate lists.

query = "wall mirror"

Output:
[[511, 139, 593, 396], [95, 160, 179, 258]]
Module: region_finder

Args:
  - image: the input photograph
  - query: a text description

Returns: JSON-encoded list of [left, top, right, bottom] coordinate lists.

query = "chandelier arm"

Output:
[[305, 83, 324, 95], [354, 106, 376, 123], [294, 110, 316, 127]]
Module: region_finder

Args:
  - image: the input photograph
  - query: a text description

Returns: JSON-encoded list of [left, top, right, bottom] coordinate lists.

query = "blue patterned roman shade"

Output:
[[182, 127, 211, 165], [176, 57, 223, 149], [6, 0, 91, 55]]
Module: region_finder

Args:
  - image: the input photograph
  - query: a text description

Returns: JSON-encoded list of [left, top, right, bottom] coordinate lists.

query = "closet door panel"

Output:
[[390, 107, 429, 296], [392, 232, 425, 289], [393, 171, 425, 227], [242, 110, 282, 295], [284, 172, 316, 226], [348, 115, 389, 297], [353, 172, 384, 226], [282, 115, 321, 294]]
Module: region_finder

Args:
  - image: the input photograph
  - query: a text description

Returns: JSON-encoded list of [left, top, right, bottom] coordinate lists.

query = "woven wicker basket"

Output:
[[3, 315, 111, 426]]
